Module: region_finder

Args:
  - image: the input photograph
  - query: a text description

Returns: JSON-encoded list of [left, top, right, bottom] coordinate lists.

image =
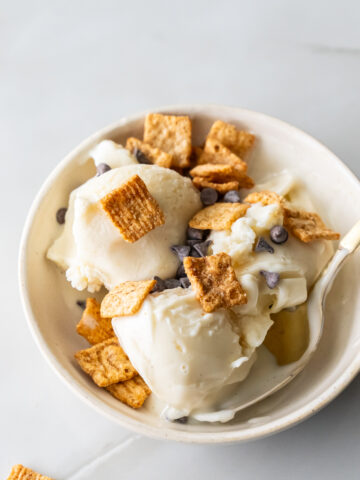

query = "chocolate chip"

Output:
[[192, 240, 212, 257], [254, 237, 274, 254], [173, 416, 188, 424], [187, 227, 205, 241], [176, 263, 187, 279], [151, 276, 166, 293], [186, 239, 201, 247], [96, 163, 111, 176], [190, 247, 201, 257], [200, 187, 218, 206], [223, 190, 241, 203], [56, 207, 67, 224], [260, 270, 280, 289], [171, 245, 191, 262], [76, 300, 86, 310], [270, 225, 288, 244], [134, 147, 151, 164], [164, 278, 181, 290], [180, 277, 191, 289]]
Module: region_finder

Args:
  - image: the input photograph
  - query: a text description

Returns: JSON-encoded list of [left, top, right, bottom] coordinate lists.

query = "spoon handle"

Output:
[[340, 219, 360, 253]]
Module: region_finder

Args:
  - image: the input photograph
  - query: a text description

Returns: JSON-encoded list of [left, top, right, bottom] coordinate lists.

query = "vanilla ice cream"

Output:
[[47, 163, 202, 291], [112, 181, 333, 419], [112, 287, 272, 418], [90, 139, 138, 169]]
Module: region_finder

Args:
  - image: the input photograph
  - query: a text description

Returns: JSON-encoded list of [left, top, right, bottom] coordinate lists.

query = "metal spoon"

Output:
[[193, 220, 360, 423]]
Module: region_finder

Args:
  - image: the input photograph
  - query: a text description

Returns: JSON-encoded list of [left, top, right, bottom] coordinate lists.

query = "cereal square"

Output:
[[192, 177, 240, 193], [144, 113, 192, 168], [7, 465, 53, 480], [76, 298, 114, 345], [244, 190, 285, 207], [183, 253, 247, 312], [189, 203, 249, 230], [100, 280, 156, 318], [107, 375, 152, 409], [75, 337, 137, 387], [100, 174, 165, 243], [208, 120, 255, 158], [126, 137, 172, 168], [198, 137, 247, 170], [284, 209, 340, 243]]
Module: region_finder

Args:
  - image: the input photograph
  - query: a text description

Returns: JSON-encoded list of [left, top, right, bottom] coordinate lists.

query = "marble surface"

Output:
[[1, 0, 360, 478]]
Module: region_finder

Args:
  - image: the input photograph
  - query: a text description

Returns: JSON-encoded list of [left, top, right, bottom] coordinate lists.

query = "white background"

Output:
[[1, 0, 360, 478]]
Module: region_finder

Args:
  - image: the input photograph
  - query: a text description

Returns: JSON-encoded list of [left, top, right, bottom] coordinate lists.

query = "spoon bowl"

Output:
[[193, 220, 360, 423]]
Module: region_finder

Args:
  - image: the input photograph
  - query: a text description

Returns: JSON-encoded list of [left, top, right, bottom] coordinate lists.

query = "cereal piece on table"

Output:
[[107, 375, 152, 408], [126, 137, 172, 168], [184, 253, 247, 313], [207, 120, 255, 158], [189, 202, 249, 230], [100, 174, 165, 243], [192, 177, 240, 193], [284, 209, 340, 243], [198, 138, 247, 171], [76, 298, 114, 345], [74, 337, 137, 387], [100, 279, 156, 317], [7, 465, 53, 480], [144, 113, 192, 168], [244, 190, 285, 207]]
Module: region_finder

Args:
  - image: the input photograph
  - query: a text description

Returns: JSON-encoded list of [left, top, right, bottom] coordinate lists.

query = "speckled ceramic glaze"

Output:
[[19, 105, 360, 443]]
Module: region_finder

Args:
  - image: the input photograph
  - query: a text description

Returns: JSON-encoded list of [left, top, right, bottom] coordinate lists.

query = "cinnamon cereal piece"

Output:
[[100, 280, 156, 318], [198, 137, 247, 171], [244, 190, 285, 207], [7, 465, 53, 480], [126, 137, 172, 168], [100, 174, 165, 243], [189, 203, 249, 230], [183, 253, 247, 313], [192, 177, 240, 193], [190, 163, 254, 189], [284, 209, 340, 243], [144, 113, 192, 168], [76, 298, 114, 345], [74, 337, 137, 387], [208, 120, 255, 158], [190, 163, 238, 181], [107, 376, 151, 408]]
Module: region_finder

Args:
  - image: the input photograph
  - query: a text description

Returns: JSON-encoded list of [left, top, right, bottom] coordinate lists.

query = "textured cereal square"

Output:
[[198, 138, 247, 170], [190, 163, 254, 190], [189, 203, 249, 230], [192, 177, 240, 193], [74, 337, 137, 387], [100, 174, 165, 243], [244, 190, 285, 207], [126, 137, 172, 168], [76, 298, 114, 345], [107, 375, 152, 408], [100, 280, 156, 317], [7, 465, 53, 480], [144, 113, 192, 168], [284, 209, 340, 243], [183, 253, 247, 313], [208, 120, 255, 158]]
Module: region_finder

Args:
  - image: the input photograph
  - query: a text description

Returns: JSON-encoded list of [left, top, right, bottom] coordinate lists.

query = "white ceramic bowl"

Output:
[[19, 105, 360, 443]]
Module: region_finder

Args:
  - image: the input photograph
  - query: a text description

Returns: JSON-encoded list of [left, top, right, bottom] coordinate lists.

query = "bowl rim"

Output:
[[18, 104, 360, 444]]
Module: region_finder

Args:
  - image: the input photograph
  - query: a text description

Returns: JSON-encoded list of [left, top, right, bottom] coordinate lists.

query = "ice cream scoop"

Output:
[[47, 164, 202, 291]]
